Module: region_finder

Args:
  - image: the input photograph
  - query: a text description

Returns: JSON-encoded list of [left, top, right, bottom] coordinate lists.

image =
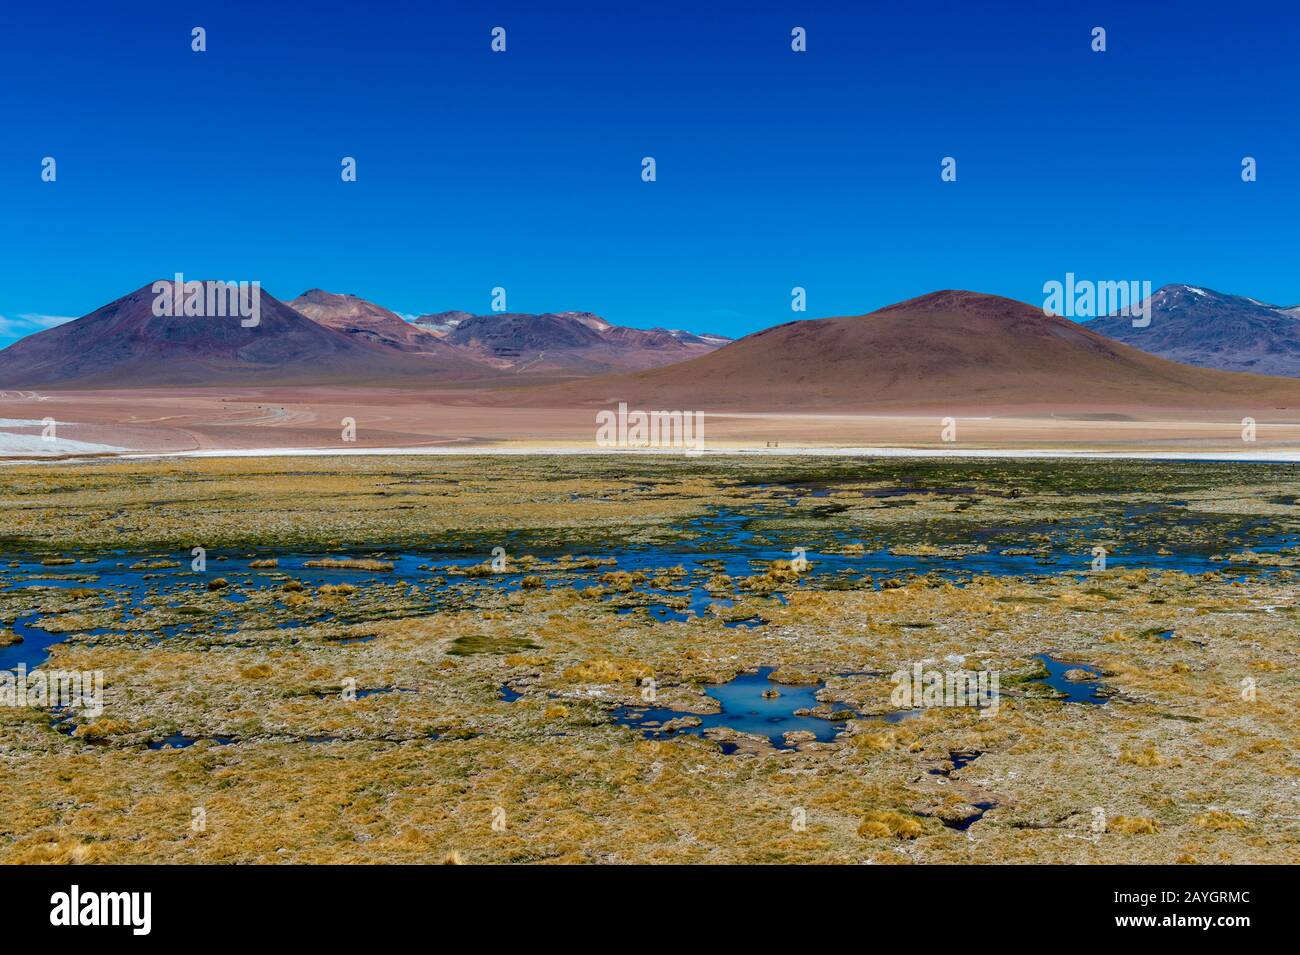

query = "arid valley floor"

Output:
[[1, 455, 1297, 863], [5, 386, 1300, 459]]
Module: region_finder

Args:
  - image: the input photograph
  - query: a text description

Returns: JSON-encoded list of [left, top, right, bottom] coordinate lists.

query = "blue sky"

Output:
[[1, 0, 1296, 348]]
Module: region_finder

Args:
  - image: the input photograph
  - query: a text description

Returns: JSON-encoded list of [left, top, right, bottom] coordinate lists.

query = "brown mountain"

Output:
[[1085, 285, 1300, 377], [0, 282, 482, 387], [288, 289, 457, 356], [433, 310, 727, 374], [525, 290, 1300, 412], [296, 294, 730, 374]]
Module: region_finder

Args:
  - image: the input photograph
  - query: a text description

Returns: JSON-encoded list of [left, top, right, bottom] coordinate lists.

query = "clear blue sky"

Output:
[[2, 0, 1296, 348]]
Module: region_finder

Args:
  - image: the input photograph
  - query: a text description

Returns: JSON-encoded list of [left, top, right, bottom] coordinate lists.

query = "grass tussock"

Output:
[[1109, 816, 1160, 835], [562, 658, 653, 684], [1119, 743, 1167, 767], [858, 810, 924, 839], [303, 558, 394, 572], [1194, 810, 1248, 831]]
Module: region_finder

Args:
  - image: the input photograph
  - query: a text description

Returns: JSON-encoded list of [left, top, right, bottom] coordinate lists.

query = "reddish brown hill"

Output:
[[0, 282, 483, 387], [288, 289, 463, 357], [520, 290, 1300, 412]]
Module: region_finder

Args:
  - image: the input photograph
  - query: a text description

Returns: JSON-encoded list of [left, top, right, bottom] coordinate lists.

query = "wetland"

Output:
[[0, 455, 1296, 863]]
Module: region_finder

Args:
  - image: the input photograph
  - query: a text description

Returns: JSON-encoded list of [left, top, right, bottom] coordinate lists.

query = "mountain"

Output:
[[413, 311, 475, 336], [288, 289, 453, 355], [665, 328, 732, 347], [524, 290, 1300, 411], [1085, 285, 1300, 377], [305, 295, 729, 373], [0, 284, 733, 388], [0, 282, 482, 387], [429, 310, 728, 374]]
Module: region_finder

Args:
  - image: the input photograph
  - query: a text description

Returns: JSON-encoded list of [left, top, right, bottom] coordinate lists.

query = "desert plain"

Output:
[[3, 385, 1300, 459]]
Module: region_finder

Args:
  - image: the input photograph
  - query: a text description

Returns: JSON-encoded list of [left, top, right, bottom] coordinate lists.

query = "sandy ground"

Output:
[[2, 386, 1298, 460]]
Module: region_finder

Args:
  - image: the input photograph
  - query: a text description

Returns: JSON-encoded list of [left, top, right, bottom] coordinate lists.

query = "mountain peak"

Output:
[[288, 289, 463, 356], [295, 288, 364, 304], [1089, 284, 1300, 377], [877, 289, 1032, 315], [0, 283, 466, 387], [416, 308, 726, 374]]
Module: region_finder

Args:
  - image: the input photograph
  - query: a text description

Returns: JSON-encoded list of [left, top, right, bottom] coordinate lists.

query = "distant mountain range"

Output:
[[525, 290, 1300, 411], [0, 283, 729, 387], [427, 310, 725, 374], [3, 282, 1299, 414], [1086, 285, 1300, 377], [0, 282, 470, 387]]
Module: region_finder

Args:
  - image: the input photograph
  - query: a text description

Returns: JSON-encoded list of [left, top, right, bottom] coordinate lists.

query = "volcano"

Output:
[[0, 282, 481, 387], [524, 290, 1300, 412]]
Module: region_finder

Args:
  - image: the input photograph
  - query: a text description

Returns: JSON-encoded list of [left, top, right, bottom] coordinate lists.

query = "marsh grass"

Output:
[[0, 456, 1296, 863], [303, 558, 394, 572]]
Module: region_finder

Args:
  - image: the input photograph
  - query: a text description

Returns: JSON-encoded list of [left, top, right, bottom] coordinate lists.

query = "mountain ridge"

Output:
[[0, 284, 732, 387], [510, 289, 1300, 412], [0, 282, 480, 387], [5, 284, 1299, 409], [1086, 284, 1300, 377]]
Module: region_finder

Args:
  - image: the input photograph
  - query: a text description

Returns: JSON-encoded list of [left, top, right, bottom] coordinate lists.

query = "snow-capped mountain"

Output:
[[1086, 285, 1300, 377]]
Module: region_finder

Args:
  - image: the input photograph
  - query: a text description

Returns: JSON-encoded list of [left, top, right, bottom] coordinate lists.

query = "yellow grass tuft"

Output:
[[1193, 810, 1248, 831], [600, 571, 644, 592], [562, 658, 652, 684], [303, 558, 394, 572], [1119, 743, 1166, 767], [1108, 816, 1159, 835], [858, 810, 924, 840], [74, 718, 132, 741], [855, 730, 897, 752], [9, 840, 112, 864]]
